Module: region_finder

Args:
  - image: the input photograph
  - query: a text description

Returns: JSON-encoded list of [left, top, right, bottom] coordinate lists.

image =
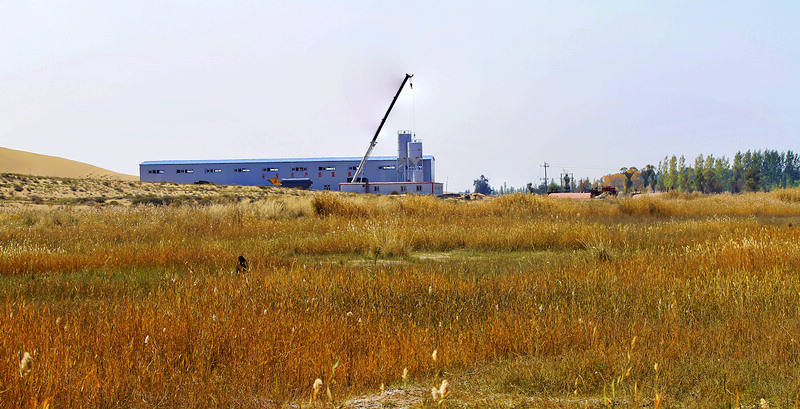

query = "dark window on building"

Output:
[[379, 165, 396, 170], [234, 168, 250, 172], [148, 169, 165, 174], [318, 166, 335, 171], [205, 169, 222, 173], [323, 184, 331, 190], [416, 185, 423, 192], [263, 167, 278, 172]]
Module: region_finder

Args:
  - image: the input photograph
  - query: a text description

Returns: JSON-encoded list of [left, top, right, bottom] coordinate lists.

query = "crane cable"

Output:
[[411, 79, 416, 139]]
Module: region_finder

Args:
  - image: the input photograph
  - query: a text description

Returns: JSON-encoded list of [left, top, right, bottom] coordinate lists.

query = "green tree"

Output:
[[668, 155, 678, 191], [577, 177, 592, 192], [639, 166, 650, 191], [744, 166, 761, 192], [473, 175, 492, 195], [762, 150, 783, 190], [785, 150, 800, 187], [677, 155, 688, 192], [692, 154, 706, 193], [641, 164, 656, 193], [749, 150, 765, 190], [702, 154, 719, 193], [657, 157, 668, 191], [732, 152, 744, 193], [620, 167, 639, 195], [713, 156, 732, 193], [562, 174, 571, 192]]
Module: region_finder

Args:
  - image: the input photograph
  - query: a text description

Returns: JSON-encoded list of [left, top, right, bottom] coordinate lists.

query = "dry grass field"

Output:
[[2, 174, 800, 408]]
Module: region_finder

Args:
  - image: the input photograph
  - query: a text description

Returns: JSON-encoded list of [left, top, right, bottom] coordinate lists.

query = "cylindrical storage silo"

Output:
[[397, 131, 412, 161], [408, 140, 423, 166]]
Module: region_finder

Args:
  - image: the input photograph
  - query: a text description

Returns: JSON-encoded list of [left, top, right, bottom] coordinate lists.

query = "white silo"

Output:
[[397, 131, 412, 181], [408, 139, 423, 182]]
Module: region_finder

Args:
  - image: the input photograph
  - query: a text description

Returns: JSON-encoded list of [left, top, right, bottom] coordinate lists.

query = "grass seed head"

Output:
[[402, 367, 408, 380], [19, 352, 33, 377], [432, 349, 438, 362], [439, 379, 449, 398], [313, 378, 323, 401]]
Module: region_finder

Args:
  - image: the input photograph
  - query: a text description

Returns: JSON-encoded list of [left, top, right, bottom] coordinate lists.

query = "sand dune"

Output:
[[0, 147, 137, 181]]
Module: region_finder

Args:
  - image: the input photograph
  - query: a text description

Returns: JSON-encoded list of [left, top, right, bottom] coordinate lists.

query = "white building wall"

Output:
[[339, 182, 443, 196], [140, 156, 435, 191]]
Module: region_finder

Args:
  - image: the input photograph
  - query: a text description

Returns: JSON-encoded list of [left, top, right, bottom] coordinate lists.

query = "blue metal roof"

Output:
[[140, 155, 434, 166]]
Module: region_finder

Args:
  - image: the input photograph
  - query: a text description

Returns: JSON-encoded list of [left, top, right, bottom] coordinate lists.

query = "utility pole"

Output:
[[540, 162, 550, 186]]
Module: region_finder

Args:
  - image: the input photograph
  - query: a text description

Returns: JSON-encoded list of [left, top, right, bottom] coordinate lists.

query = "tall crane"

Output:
[[351, 73, 413, 183]]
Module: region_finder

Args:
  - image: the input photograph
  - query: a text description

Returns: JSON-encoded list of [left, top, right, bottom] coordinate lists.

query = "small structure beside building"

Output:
[[339, 181, 443, 195]]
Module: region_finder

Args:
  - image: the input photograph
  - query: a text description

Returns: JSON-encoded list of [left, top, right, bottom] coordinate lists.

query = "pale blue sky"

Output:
[[2, 1, 798, 191]]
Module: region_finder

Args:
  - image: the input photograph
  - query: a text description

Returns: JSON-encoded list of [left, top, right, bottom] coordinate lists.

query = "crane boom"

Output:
[[351, 73, 413, 183]]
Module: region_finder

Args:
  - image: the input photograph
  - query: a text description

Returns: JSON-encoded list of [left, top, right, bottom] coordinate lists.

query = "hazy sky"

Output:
[[2, 1, 798, 191]]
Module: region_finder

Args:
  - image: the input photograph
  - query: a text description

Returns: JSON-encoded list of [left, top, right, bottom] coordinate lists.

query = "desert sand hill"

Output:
[[0, 147, 137, 181]]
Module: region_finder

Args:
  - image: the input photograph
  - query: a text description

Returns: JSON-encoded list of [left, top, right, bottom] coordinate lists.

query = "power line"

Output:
[[546, 163, 620, 172]]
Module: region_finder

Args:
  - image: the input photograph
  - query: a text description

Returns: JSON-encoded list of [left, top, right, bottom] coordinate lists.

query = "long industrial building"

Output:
[[140, 131, 443, 195]]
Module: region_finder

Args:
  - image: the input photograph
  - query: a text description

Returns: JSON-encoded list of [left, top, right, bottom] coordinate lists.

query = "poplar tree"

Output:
[[693, 154, 706, 193], [669, 155, 678, 191], [678, 155, 688, 191], [732, 152, 744, 193]]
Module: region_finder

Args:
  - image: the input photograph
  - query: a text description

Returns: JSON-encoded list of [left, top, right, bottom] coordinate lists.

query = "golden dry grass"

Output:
[[2, 185, 800, 408]]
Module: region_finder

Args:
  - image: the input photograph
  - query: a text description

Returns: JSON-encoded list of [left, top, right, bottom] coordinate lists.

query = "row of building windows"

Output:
[[144, 169, 429, 192], [150, 169, 345, 177], [372, 185, 425, 192], [148, 165, 409, 176]]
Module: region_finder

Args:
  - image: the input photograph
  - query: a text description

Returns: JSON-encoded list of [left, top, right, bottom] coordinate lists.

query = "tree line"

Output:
[[472, 149, 799, 196], [654, 149, 799, 193]]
